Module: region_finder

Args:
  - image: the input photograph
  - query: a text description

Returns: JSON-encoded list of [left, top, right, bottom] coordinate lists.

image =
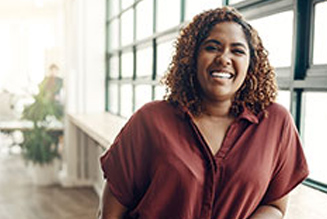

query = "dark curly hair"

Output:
[[162, 6, 277, 117]]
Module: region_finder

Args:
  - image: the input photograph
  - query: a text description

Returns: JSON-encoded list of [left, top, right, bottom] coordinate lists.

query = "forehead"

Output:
[[205, 22, 248, 46]]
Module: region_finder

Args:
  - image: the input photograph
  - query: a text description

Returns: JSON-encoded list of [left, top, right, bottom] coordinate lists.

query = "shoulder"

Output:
[[127, 100, 180, 127], [264, 102, 292, 122], [134, 100, 179, 119], [256, 102, 295, 130], [259, 103, 299, 140]]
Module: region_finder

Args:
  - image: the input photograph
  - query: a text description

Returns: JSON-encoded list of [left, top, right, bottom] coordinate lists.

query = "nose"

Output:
[[215, 51, 231, 66]]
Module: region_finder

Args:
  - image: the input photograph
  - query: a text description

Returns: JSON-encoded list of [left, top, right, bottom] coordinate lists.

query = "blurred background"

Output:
[[0, 0, 326, 218]]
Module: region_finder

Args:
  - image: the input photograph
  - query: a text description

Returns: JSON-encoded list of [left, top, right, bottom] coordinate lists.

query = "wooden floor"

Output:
[[0, 153, 99, 219], [0, 153, 327, 219]]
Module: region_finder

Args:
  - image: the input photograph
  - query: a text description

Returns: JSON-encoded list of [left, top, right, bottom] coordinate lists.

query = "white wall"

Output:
[[61, 0, 106, 187]]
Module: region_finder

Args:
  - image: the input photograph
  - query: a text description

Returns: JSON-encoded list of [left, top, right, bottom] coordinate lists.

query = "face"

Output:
[[196, 21, 250, 104]]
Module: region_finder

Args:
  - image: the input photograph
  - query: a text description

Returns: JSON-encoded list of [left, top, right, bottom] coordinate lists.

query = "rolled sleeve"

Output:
[[262, 112, 309, 203], [100, 111, 152, 208]]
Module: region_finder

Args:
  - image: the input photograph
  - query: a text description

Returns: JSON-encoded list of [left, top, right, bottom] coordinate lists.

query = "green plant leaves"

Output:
[[20, 76, 63, 165]]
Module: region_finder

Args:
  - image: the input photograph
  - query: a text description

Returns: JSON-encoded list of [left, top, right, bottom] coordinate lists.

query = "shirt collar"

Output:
[[237, 107, 259, 124], [177, 104, 259, 124]]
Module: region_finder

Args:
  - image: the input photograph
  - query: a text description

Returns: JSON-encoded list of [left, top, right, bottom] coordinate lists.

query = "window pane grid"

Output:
[[249, 11, 293, 68], [105, 0, 327, 190]]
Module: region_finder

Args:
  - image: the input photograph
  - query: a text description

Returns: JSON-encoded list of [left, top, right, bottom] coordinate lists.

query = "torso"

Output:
[[101, 100, 308, 219], [193, 114, 234, 155]]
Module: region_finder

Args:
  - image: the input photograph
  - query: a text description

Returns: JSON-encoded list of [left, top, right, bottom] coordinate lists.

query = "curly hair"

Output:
[[162, 6, 277, 117]]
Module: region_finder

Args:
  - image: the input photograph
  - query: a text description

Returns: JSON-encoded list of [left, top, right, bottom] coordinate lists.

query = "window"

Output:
[[229, 0, 246, 4], [108, 0, 120, 19], [154, 84, 165, 100], [121, 50, 134, 78], [136, 0, 153, 40], [108, 83, 119, 114], [108, 19, 119, 50], [156, 38, 175, 79], [106, 0, 327, 191], [302, 92, 327, 184], [185, 0, 222, 21], [276, 90, 291, 111], [249, 11, 293, 68], [121, 9, 134, 46], [120, 84, 133, 118], [136, 45, 153, 79], [156, 0, 180, 32], [135, 85, 152, 111], [109, 55, 119, 79], [313, 2, 327, 65], [122, 0, 134, 10]]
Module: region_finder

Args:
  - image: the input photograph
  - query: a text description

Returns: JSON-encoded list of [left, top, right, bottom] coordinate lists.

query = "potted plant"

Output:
[[20, 69, 63, 185]]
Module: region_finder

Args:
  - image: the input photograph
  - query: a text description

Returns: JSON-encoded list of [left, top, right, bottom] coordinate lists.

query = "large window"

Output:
[[105, 0, 223, 117], [106, 0, 327, 191]]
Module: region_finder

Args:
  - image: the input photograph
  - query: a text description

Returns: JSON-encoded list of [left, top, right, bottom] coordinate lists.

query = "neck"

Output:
[[201, 99, 232, 118]]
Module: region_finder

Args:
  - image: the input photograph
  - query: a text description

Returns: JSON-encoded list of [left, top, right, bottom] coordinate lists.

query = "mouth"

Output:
[[210, 71, 234, 79]]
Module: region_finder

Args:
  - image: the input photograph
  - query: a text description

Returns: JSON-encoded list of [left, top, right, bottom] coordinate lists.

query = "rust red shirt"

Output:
[[100, 100, 309, 219]]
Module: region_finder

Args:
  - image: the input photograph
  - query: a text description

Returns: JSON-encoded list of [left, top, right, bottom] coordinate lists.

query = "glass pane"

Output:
[[249, 11, 293, 68], [136, 0, 153, 40], [276, 90, 291, 111], [157, 0, 180, 32], [122, 0, 134, 10], [302, 92, 327, 184], [121, 9, 134, 46], [229, 0, 246, 4], [313, 2, 327, 64], [108, 83, 119, 114], [109, 19, 119, 50], [185, 0, 222, 21], [155, 85, 166, 100], [109, 55, 119, 79], [157, 39, 175, 79], [121, 51, 134, 78], [108, 0, 120, 18], [135, 85, 152, 111], [120, 84, 133, 118], [136, 46, 153, 78]]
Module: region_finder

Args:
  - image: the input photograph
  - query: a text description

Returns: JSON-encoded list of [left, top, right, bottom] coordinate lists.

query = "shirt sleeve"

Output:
[[100, 110, 152, 208], [262, 111, 309, 204]]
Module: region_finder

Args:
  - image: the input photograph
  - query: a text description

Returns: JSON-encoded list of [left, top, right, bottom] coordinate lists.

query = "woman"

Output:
[[99, 7, 309, 219]]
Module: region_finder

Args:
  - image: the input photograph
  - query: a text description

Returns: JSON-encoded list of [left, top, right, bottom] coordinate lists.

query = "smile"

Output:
[[210, 71, 234, 79]]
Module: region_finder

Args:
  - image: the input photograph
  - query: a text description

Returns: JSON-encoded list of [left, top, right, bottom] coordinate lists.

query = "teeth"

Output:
[[211, 72, 233, 79]]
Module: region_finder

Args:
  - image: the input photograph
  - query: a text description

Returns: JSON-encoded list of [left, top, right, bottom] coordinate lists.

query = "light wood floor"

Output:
[[1, 153, 326, 219], [0, 154, 99, 219]]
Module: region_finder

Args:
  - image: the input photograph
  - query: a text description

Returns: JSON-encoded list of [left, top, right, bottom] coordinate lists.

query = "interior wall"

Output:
[[61, 0, 106, 187]]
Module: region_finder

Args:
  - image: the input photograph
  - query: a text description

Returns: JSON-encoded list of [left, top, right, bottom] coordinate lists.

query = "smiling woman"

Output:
[[99, 6, 308, 219]]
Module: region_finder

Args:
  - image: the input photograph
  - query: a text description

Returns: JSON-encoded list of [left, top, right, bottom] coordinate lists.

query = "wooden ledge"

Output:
[[68, 113, 127, 149]]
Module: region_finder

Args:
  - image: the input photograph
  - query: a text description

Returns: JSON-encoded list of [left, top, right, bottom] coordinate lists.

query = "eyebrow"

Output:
[[202, 39, 248, 49]]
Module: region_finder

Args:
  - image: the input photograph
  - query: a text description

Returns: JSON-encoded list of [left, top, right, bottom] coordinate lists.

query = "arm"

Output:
[[249, 195, 289, 219], [98, 181, 128, 219]]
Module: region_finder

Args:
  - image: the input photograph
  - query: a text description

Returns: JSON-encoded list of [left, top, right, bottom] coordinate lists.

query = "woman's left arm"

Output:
[[249, 194, 289, 219]]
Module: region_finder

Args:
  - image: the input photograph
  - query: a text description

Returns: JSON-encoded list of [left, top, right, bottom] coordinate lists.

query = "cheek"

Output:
[[196, 56, 207, 78], [238, 57, 250, 75]]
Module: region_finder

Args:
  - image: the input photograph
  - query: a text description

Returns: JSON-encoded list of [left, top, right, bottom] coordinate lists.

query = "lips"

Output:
[[210, 70, 234, 79]]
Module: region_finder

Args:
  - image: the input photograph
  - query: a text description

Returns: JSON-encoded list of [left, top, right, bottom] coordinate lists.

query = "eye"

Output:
[[233, 49, 246, 55], [204, 45, 218, 51], [204, 45, 222, 52]]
